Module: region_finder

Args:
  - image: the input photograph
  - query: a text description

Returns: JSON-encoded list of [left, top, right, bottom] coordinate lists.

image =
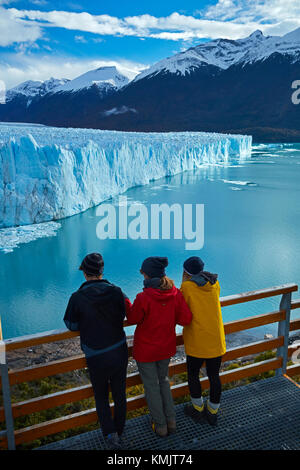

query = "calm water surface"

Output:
[[1, 143, 300, 339]]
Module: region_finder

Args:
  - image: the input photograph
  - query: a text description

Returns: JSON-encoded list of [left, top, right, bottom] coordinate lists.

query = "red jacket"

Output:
[[127, 286, 192, 362]]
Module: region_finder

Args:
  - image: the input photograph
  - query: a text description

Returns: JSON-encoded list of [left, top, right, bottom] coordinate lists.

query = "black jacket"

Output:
[[64, 279, 127, 351]]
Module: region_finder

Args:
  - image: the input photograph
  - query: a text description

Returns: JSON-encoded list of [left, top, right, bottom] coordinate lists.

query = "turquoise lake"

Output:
[[1, 143, 300, 340]]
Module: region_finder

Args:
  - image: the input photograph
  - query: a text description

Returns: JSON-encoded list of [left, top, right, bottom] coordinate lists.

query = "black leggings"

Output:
[[186, 355, 222, 404], [86, 343, 128, 436]]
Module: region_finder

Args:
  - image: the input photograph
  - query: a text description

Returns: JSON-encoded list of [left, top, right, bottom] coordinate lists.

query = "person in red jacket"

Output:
[[127, 256, 192, 437]]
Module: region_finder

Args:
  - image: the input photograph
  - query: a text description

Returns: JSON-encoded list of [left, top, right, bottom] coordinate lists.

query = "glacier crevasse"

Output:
[[0, 127, 252, 228]]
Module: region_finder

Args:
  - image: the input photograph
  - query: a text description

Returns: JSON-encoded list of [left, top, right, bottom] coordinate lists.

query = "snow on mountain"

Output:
[[5, 66, 129, 103], [135, 28, 300, 81], [54, 66, 129, 93], [6, 77, 69, 101], [0, 124, 252, 228], [5, 27, 300, 101], [282, 27, 300, 43]]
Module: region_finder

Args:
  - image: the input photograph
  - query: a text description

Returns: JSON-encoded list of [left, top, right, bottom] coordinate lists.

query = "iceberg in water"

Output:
[[0, 124, 252, 228], [0, 221, 61, 253]]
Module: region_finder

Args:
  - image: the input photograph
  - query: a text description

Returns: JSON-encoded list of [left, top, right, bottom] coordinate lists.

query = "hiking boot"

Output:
[[205, 403, 218, 426], [184, 403, 205, 423], [167, 420, 176, 434], [151, 422, 168, 437], [104, 432, 122, 450]]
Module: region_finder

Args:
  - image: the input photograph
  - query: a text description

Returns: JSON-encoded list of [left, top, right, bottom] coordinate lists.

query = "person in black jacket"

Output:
[[64, 252, 131, 450]]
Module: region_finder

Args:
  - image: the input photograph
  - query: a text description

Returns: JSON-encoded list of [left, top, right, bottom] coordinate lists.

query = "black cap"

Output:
[[79, 253, 104, 276], [141, 256, 168, 278], [183, 256, 204, 275]]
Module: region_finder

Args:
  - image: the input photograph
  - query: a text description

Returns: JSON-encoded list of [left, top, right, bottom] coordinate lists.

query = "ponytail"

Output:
[[160, 276, 175, 290]]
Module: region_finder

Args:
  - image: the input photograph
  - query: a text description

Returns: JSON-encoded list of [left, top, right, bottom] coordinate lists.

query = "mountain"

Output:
[[6, 77, 70, 102], [0, 66, 130, 125], [54, 66, 129, 92], [88, 28, 300, 142], [1, 30, 300, 141], [134, 28, 300, 80]]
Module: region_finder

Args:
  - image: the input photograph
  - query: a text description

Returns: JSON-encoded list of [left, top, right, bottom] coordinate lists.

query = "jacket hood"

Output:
[[143, 285, 178, 301], [190, 272, 218, 287], [78, 279, 117, 303]]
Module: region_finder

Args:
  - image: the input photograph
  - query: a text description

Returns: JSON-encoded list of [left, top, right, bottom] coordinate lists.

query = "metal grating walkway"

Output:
[[37, 376, 300, 451]]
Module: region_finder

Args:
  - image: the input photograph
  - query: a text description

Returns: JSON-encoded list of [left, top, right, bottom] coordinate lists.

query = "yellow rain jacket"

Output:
[[180, 278, 226, 358]]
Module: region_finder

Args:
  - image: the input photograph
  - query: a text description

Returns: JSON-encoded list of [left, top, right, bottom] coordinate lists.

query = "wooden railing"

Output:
[[0, 283, 299, 449]]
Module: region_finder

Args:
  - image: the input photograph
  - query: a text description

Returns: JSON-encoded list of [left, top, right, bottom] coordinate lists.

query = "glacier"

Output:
[[0, 124, 252, 228]]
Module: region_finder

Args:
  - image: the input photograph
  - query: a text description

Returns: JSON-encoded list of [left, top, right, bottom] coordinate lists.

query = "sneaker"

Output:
[[104, 432, 122, 450], [151, 421, 168, 437], [167, 420, 176, 434], [205, 403, 218, 426], [184, 403, 206, 423]]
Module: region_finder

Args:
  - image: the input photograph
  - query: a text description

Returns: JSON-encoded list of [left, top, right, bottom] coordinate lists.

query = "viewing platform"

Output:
[[37, 375, 300, 451], [1, 283, 300, 451]]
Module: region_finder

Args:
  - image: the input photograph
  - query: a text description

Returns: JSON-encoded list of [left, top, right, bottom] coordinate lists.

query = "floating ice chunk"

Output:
[[0, 221, 61, 253], [222, 179, 257, 186]]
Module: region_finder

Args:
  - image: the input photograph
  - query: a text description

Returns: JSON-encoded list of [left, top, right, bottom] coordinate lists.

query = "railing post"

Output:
[[276, 292, 292, 377], [0, 323, 16, 450]]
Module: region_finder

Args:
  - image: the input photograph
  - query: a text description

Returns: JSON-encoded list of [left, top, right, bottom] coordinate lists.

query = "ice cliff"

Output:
[[0, 125, 252, 228]]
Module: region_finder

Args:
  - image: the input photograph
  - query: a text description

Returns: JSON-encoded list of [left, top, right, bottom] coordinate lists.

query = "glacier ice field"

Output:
[[0, 124, 252, 228]]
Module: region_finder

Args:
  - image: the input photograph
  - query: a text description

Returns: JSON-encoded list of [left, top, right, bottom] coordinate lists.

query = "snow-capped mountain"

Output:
[[54, 66, 129, 92], [0, 66, 130, 125], [6, 77, 70, 101], [1, 28, 300, 141], [6, 66, 129, 99], [135, 29, 300, 81]]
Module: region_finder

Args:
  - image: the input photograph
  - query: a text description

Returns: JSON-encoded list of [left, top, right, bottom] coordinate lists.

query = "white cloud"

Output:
[[30, 0, 48, 5], [202, 0, 300, 37], [202, 0, 247, 21], [74, 35, 104, 44], [74, 35, 87, 43], [0, 6, 42, 47], [0, 3, 300, 49], [0, 54, 146, 89], [9, 9, 138, 36], [102, 106, 138, 117], [1, 2, 300, 93], [203, 0, 300, 24], [5, 5, 300, 45]]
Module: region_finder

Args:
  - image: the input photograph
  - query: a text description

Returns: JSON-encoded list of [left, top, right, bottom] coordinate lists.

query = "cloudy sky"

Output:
[[1, 0, 300, 89]]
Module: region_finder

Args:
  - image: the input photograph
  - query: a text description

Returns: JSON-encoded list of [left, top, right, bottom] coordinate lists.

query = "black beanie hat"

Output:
[[183, 256, 204, 275], [79, 253, 104, 276], [141, 256, 168, 278]]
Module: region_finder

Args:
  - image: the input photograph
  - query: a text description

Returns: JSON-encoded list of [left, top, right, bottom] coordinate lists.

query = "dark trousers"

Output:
[[186, 355, 222, 404], [86, 342, 128, 436]]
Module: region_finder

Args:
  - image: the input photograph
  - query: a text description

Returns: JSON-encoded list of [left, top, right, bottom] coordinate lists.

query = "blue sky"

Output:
[[1, 0, 300, 88]]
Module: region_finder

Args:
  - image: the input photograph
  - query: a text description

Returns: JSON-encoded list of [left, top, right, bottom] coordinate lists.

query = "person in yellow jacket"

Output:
[[180, 256, 226, 426]]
